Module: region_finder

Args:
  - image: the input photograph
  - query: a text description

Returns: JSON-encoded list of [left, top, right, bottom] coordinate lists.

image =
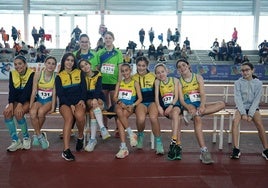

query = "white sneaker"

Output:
[[22, 137, 31, 150], [100, 127, 111, 140], [129, 133, 137, 147], [200, 151, 214, 164], [84, 139, 97, 152], [115, 147, 129, 159], [183, 111, 193, 125], [7, 139, 22, 152]]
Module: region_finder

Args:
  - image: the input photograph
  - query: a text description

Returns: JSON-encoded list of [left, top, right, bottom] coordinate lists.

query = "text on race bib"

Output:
[[101, 63, 115, 74]]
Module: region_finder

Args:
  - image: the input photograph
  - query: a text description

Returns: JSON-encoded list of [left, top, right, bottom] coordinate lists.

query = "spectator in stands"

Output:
[[171, 43, 181, 60], [183, 37, 191, 54], [181, 44, 188, 59], [95, 37, 104, 52], [157, 54, 167, 63], [158, 33, 163, 44], [113, 63, 142, 158], [148, 44, 157, 60], [65, 38, 78, 52], [36, 44, 49, 63], [218, 41, 228, 61], [212, 38, 219, 47], [29, 48, 37, 63], [3, 55, 34, 152], [221, 39, 226, 47], [230, 62, 268, 160], [31, 26, 39, 48], [232, 27, 238, 44], [136, 49, 144, 58], [233, 44, 243, 64], [132, 56, 164, 155], [176, 59, 225, 164], [154, 63, 182, 160], [139, 28, 145, 49], [167, 28, 172, 47], [242, 55, 250, 63], [208, 43, 219, 60], [258, 40, 268, 64], [148, 27, 155, 44], [156, 43, 167, 59], [29, 56, 57, 149], [73, 34, 98, 70], [226, 41, 235, 61], [78, 59, 110, 152], [97, 31, 123, 137], [71, 25, 82, 42], [126, 40, 137, 55], [38, 27, 45, 45], [13, 42, 22, 56], [55, 52, 87, 161], [11, 26, 18, 43], [234, 53, 243, 65], [173, 28, 180, 46]]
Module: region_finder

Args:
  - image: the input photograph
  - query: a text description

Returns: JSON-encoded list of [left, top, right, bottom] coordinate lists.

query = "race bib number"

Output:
[[189, 91, 200, 102], [101, 63, 115, 74], [162, 93, 173, 105], [118, 89, 132, 101], [37, 89, 53, 100]]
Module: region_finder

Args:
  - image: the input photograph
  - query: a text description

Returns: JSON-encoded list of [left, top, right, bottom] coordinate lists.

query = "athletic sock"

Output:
[[17, 117, 29, 138], [93, 107, 105, 129], [5, 118, 18, 141], [90, 119, 97, 140]]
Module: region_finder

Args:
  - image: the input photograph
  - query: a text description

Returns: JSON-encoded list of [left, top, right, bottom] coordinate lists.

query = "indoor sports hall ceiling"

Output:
[[0, 0, 268, 15]]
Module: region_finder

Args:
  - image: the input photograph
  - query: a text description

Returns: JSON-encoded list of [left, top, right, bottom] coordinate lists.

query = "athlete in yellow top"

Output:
[[29, 56, 57, 150], [113, 63, 142, 159], [78, 59, 110, 152], [154, 63, 182, 160], [3, 55, 34, 152], [177, 58, 225, 164], [132, 56, 164, 155]]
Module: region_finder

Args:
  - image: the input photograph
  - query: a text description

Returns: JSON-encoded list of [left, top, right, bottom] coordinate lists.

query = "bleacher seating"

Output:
[[0, 47, 261, 65]]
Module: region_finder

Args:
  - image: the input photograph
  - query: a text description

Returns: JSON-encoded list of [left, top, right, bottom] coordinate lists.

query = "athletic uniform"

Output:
[[9, 68, 34, 104], [55, 69, 87, 106], [73, 50, 99, 71], [132, 70, 155, 107], [35, 70, 56, 104], [97, 47, 123, 90], [179, 73, 201, 108], [118, 79, 137, 105], [159, 77, 180, 110], [85, 70, 105, 102]]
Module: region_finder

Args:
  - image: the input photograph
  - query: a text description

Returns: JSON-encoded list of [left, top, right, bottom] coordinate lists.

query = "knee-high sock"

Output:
[[93, 107, 105, 129], [90, 119, 97, 140], [5, 118, 18, 141], [17, 117, 29, 138]]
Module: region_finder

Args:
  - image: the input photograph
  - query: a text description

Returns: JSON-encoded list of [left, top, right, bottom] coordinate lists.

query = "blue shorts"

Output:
[[184, 99, 200, 108], [36, 97, 52, 105], [142, 102, 152, 107]]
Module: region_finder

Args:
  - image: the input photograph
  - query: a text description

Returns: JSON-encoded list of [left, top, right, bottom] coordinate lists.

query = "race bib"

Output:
[[162, 93, 173, 105], [101, 63, 115, 74], [118, 89, 132, 101], [37, 89, 53, 100], [189, 91, 200, 102]]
